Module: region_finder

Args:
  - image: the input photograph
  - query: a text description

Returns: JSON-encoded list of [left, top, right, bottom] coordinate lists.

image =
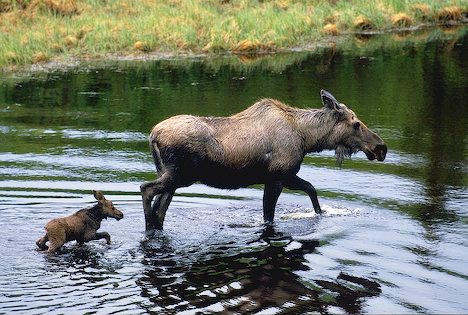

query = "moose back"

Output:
[[141, 90, 387, 230]]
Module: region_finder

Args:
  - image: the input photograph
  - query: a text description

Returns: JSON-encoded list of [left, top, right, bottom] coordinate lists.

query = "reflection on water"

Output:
[[138, 225, 381, 314], [0, 28, 467, 314]]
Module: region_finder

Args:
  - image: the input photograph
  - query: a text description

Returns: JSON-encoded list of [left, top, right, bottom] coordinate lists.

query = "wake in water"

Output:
[[281, 204, 364, 220]]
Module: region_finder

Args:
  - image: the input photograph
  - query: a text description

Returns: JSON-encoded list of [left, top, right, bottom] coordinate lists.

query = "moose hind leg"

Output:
[[284, 175, 322, 213], [263, 181, 284, 223], [46, 228, 66, 253], [149, 190, 175, 231], [47, 237, 65, 253], [141, 172, 176, 230]]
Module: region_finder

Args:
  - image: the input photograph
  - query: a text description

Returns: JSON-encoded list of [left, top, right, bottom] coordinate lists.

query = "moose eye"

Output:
[[353, 122, 361, 130]]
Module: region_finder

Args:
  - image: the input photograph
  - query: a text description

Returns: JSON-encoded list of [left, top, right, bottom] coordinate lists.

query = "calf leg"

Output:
[[284, 175, 322, 213], [92, 232, 111, 244], [47, 237, 65, 253], [46, 228, 66, 253], [36, 234, 49, 251], [140, 172, 177, 231], [263, 180, 284, 222]]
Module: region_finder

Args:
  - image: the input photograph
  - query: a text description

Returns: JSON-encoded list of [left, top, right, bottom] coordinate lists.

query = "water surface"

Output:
[[0, 28, 467, 314]]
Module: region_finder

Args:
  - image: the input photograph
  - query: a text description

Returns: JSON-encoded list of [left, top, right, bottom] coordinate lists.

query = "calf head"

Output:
[[93, 190, 124, 220], [321, 90, 387, 164]]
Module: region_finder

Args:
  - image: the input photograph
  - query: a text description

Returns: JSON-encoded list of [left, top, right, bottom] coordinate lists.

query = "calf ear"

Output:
[[93, 190, 106, 202], [321, 90, 341, 110]]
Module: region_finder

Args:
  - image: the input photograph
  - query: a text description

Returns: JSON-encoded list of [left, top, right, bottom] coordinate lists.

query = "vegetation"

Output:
[[0, 0, 467, 68]]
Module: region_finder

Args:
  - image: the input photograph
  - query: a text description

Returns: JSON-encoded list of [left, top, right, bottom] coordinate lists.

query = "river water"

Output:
[[0, 28, 467, 314]]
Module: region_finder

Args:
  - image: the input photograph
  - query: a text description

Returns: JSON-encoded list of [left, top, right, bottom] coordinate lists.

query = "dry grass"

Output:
[[133, 41, 150, 52], [0, 0, 466, 67], [323, 23, 339, 35], [411, 3, 431, 20], [437, 6, 464, 22], [64, 35, 77, 47], [232, 39, 274, 53], [0, 0, 12, 12], [392, 13, 412, 27], [32, 51, 48, 63], [354, 16, 373, 31], [26, 0, 80, 16], [233, 40, 259, 53]]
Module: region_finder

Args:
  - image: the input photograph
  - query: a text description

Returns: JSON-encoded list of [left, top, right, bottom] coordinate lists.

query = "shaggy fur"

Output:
[[141, 90, 387, 230], [36, 190, 123, 253]]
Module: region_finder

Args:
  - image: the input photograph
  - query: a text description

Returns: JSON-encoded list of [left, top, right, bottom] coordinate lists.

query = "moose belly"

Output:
[[200, 169, 264, 189], [196, 161, 298, 189]]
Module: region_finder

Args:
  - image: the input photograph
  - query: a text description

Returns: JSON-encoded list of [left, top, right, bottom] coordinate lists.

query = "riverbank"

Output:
[[1, 0, 467, 69]]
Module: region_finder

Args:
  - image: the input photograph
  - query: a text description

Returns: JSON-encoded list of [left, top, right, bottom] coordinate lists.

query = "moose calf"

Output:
[[36, 190, 123, 253]]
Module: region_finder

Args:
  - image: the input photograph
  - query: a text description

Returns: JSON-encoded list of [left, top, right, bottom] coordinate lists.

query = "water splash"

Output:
[[281, 204, 363, 220]]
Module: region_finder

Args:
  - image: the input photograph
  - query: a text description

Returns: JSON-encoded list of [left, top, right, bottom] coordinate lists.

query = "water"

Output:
[[0, 28, 467, 314]]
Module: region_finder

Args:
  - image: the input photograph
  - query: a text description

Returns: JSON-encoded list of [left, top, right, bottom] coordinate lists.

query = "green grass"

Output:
[[0, 0, 467, 68]]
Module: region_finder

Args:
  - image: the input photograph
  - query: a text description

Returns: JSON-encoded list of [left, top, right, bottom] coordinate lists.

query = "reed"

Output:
[[0, 0, 466, 67]]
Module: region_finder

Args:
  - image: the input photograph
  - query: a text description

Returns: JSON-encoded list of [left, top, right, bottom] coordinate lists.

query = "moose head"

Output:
[[320, 90, 387, 164], [93, 190, 124, 220]]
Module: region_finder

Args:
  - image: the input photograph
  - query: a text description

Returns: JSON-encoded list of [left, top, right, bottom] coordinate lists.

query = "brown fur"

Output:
[[36, 190, 123, 253], [141, 90, 387, 230]]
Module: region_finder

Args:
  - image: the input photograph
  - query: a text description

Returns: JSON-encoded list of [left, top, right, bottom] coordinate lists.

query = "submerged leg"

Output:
[[140, 172, 176, 231], [263, 180, 284, 223], [92, 232, 111, 244], [47, 236, 65, 253], [36, 234, 49, 250], [46, 226, 66, 253], [150, 190, 175, 231], [284, 175, 322, 213]]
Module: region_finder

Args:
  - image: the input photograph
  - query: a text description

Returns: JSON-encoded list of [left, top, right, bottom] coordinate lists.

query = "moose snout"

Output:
[[374, 144, 387, 161], [113, 209, 124, 220], [363, 142, 387, 162]]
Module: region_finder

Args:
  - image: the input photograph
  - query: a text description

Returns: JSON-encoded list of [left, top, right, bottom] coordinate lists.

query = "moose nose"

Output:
[[375, 144, 387, 161], [115, 210, 124, 220]]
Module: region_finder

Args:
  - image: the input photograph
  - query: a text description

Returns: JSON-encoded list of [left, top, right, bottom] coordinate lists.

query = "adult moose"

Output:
[[141, 90, 387, 231]]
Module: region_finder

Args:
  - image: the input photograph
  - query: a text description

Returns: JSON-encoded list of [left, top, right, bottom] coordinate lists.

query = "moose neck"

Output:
[[87, 204, 105, 223], [294, 107, 341, 153]]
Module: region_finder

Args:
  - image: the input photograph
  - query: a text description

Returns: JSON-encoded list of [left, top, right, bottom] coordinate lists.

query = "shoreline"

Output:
[[1, 0, 467, 71], [1, 23, 467, 75]]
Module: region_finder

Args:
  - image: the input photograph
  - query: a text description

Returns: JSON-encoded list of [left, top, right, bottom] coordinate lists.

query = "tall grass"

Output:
[[0, 0, 466, 67]]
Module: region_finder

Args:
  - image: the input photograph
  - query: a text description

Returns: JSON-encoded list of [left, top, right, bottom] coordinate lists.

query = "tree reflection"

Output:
[[407, 34, 467, 226]]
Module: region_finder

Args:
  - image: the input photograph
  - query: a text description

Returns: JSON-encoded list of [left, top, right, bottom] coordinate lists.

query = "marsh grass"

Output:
[[1, 26, 465, 81], [0, 0, 467, 67]]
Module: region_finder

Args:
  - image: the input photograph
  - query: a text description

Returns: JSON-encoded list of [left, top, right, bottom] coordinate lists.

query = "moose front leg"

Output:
[[284, 175, 322, 213], [263, 180, 284, 222]]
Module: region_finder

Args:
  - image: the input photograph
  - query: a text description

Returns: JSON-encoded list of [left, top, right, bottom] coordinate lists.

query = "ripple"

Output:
[[60, 129, 147, 141], [0, 166, 467, 314]]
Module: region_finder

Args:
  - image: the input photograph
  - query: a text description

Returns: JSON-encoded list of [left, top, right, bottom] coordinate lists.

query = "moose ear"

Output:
[[93, 190, 105, 202], [321, 90, 341, 110]]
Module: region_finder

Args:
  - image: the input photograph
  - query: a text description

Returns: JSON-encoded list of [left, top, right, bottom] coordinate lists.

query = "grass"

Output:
[[0, 0, 467, 68]]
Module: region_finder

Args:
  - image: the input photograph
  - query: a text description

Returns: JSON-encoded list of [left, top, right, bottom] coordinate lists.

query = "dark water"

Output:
[[0, 28, 467, 314]]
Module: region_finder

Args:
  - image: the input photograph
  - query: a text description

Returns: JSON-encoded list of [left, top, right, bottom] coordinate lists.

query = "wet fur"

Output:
[[36, 191, 123, 253], [149, 100, 345, 187], [141, 90, 387, 230]]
